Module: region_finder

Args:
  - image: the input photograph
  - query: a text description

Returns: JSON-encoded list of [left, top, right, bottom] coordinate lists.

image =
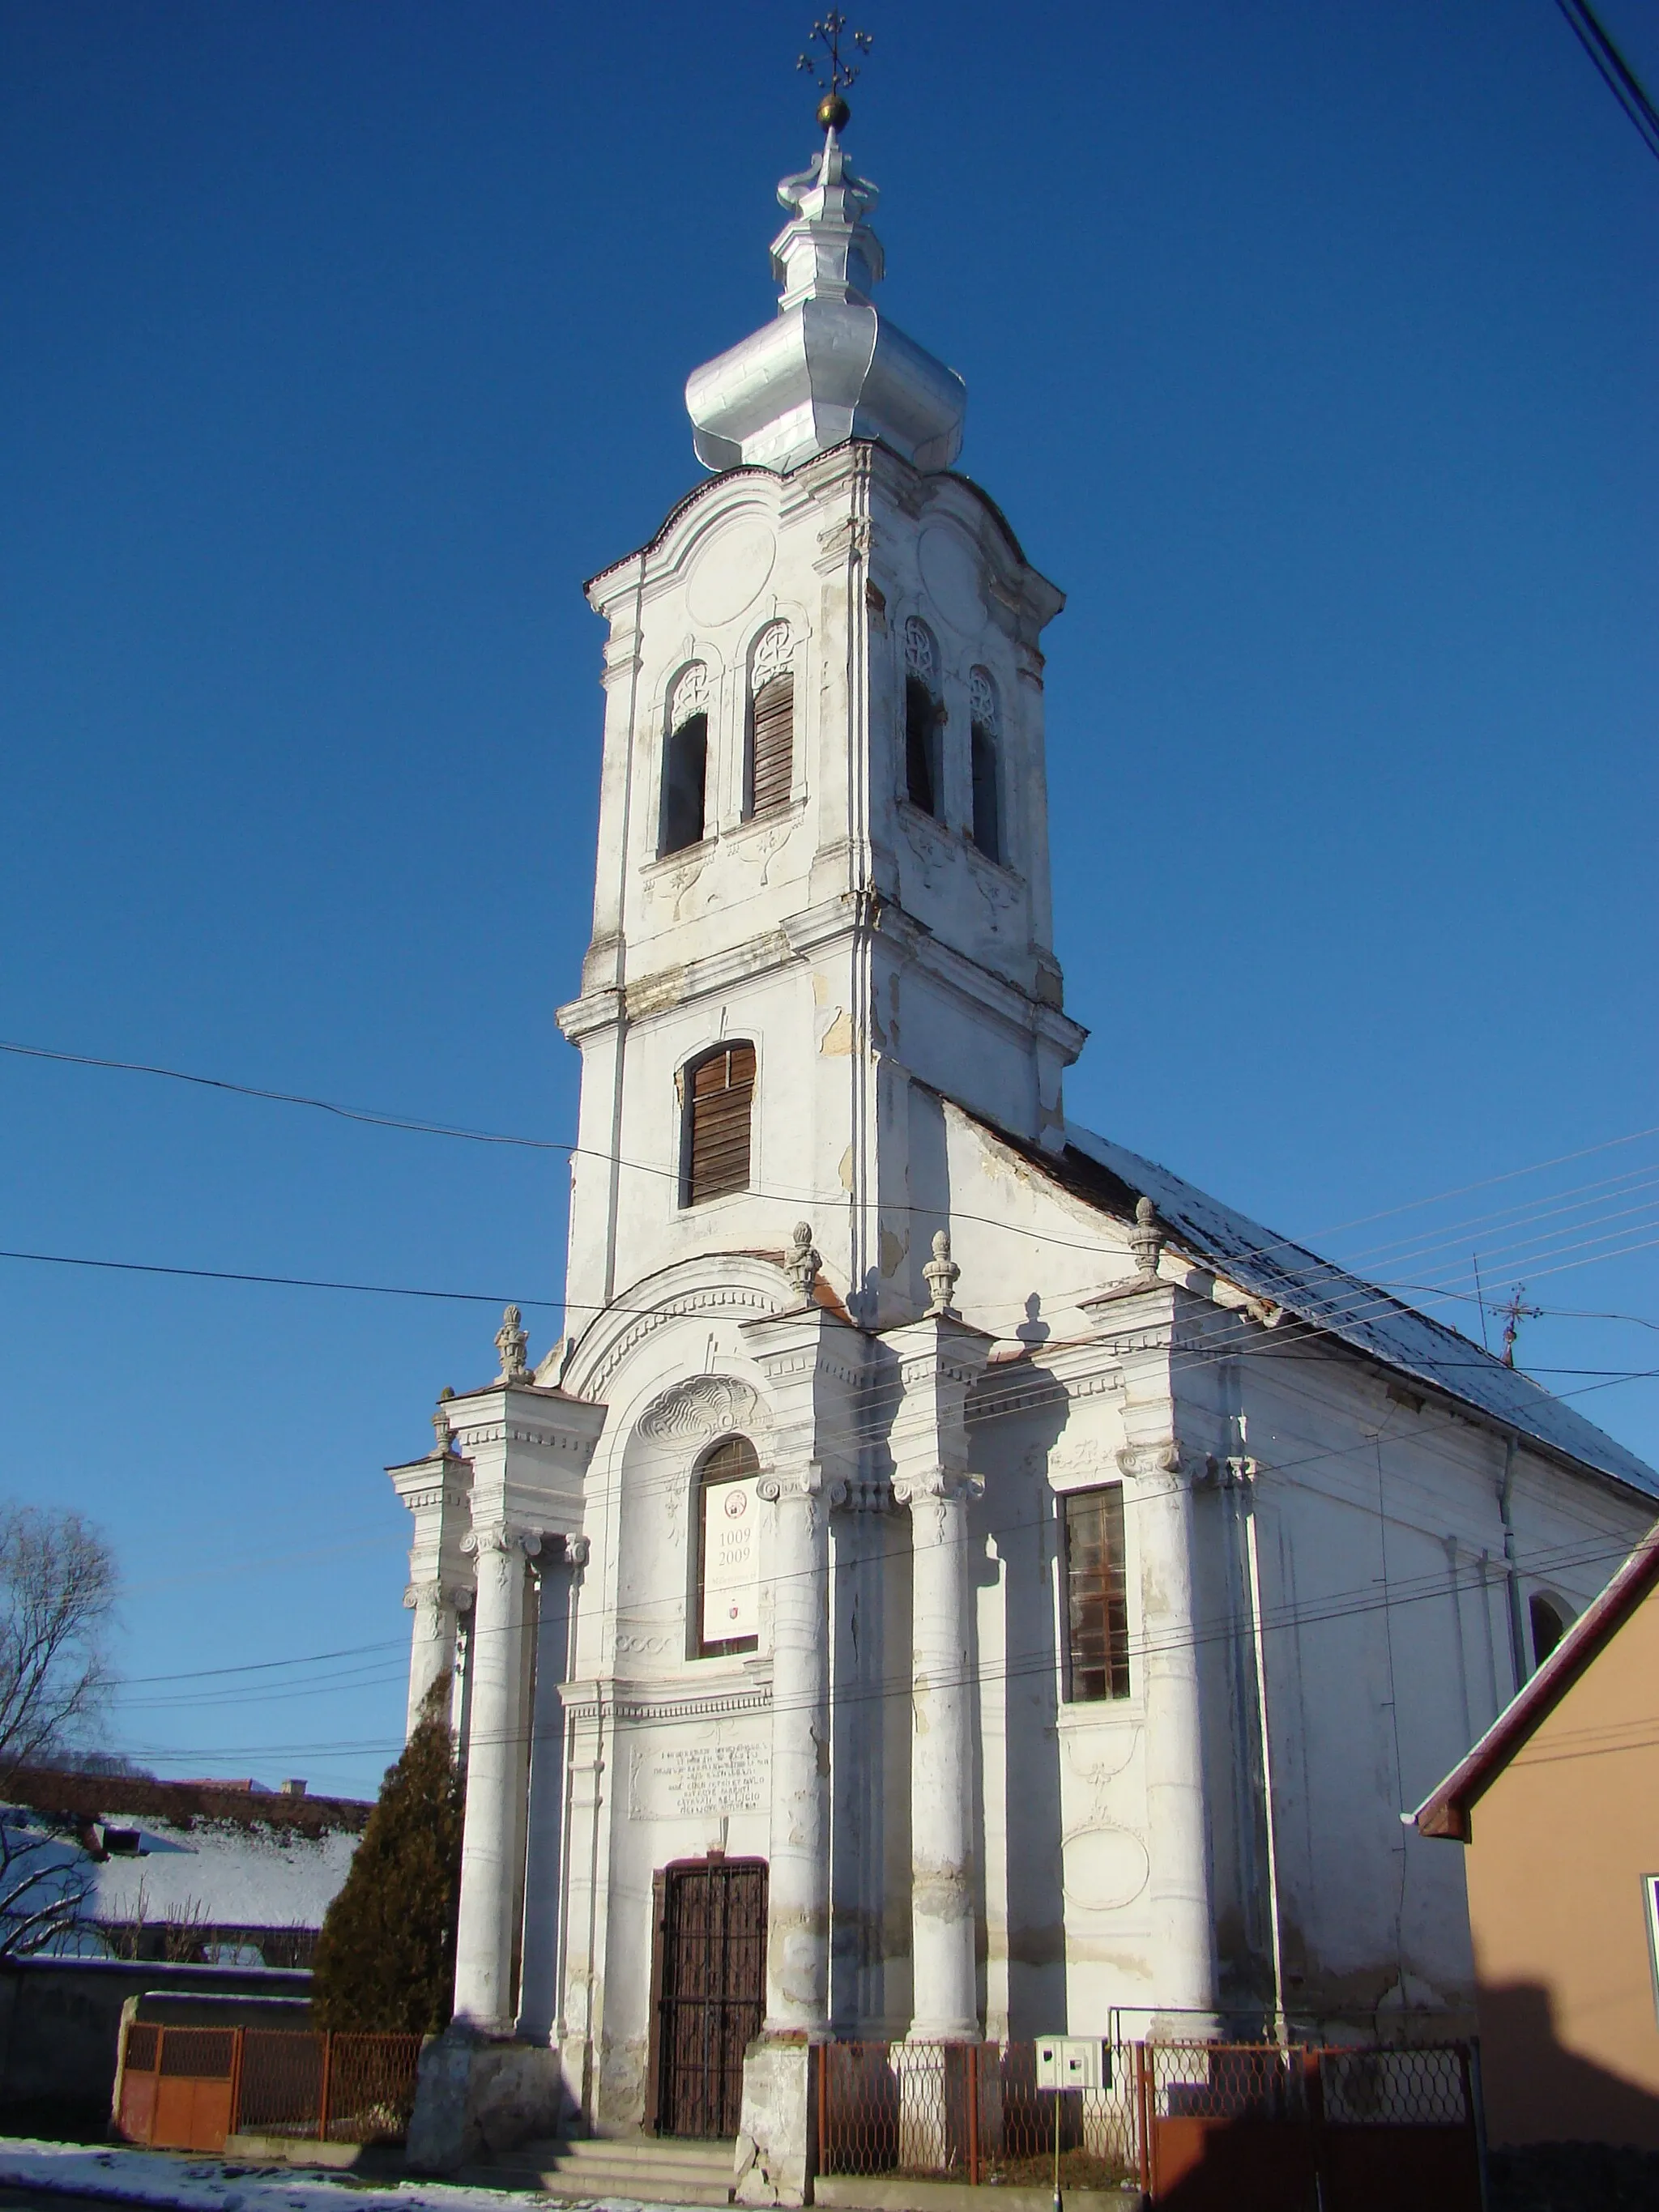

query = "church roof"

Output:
[[984, 1110, 1658, 1499], [684, 129, 966, 476]]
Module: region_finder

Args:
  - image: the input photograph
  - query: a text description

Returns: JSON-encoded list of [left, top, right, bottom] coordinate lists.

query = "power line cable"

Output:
[[7, 1029, 1659, 1290], [1553, 0, 1659, 161]]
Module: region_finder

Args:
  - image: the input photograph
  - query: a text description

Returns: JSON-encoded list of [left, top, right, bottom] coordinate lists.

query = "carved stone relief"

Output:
[[637, 1374, 761, 1443]]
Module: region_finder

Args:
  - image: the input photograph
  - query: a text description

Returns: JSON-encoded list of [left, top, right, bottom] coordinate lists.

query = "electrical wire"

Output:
[[1554, 0, 1659, 162]]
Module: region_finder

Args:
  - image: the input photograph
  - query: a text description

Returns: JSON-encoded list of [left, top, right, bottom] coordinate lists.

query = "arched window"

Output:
[[746, 622, 794, 820], [682, 1042, 756, 1205], [660, 664, 709, 856], [903, 617, 941, 818], [969, 667, 1002, 863], [1529, 1592, 1567, 1669], [696, 1434, 761, 1657]]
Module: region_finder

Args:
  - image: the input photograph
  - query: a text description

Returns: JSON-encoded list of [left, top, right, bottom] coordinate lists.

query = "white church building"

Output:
[[390, 99, 1658, 2193]]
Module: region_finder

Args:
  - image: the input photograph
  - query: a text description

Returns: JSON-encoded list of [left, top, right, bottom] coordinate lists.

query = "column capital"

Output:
[[1115, 1438, 1212, 1488], [757, 1460, 847, 1509], [890, 1467, 983, 1511]]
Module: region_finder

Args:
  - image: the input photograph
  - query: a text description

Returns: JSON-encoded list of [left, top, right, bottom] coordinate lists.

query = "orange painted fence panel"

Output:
[[116, 2021, 422, 2153]]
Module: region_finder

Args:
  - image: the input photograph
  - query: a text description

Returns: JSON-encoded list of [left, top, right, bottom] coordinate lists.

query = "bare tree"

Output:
[[0, 1507, 117, 1955], [0, 1506, 117, 1778]]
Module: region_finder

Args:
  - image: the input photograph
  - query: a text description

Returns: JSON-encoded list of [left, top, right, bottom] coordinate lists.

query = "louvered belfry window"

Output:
[[746, 623, 794, 819], [684, 1043, 756, 1205]]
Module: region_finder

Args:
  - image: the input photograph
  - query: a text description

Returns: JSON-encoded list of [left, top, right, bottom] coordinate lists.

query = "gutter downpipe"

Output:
[[1498, 1434, 1529, 1695], [1242, 1473, 1287, 2045]]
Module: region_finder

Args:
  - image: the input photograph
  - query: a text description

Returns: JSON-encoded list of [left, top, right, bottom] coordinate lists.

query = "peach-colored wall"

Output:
[[1466, 1583, 1659, 2148]]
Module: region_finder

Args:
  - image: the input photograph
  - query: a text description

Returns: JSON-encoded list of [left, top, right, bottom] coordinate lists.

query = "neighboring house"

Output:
[[0, 1771, 369, 1964], [1410, 1524, 1659, 2153], [381, 101, 1659, 2184]]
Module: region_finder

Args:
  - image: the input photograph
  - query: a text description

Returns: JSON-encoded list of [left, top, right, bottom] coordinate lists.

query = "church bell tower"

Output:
[[557, 101, 1085, 1332]]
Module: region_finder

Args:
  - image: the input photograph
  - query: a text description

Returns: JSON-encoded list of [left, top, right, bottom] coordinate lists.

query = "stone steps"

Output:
[[478, 2132, 738, 2205]]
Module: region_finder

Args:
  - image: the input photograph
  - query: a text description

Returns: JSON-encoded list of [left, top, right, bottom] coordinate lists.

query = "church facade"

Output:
[[390, 110, 1658, 2192]]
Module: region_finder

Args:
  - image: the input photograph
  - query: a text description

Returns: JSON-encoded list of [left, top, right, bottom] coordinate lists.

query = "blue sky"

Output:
[[2, 1, 1655, 1800]]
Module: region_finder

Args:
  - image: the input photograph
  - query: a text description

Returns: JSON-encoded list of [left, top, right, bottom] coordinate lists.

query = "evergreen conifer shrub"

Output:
[[311, 1675, 463, 2033]]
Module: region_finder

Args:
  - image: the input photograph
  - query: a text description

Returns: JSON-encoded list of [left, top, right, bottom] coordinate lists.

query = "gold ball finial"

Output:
[[817, 90, 850, 133]]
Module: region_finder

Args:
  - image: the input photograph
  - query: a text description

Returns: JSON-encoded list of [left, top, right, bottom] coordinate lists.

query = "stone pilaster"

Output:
[[389, 1417, 473, 1739], [884, 1310, 992, 2043]]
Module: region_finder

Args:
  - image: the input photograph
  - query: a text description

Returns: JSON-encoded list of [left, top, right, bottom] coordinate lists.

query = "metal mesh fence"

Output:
[[156, 2027, 236, 2081], [819, 2037, 1479, 2194], [322, 2031, 424, 2143], [817, 2041, 1136, 2187], [1320, 2044, 1471, 2127], [235, 2030, 325, 2137], [116, 2020, 423, 2149], [1145, 2041, 1307, 2123]]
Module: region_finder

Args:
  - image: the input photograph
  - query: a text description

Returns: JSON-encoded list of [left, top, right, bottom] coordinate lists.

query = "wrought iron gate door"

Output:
[[653, 1857, 766, 2138]]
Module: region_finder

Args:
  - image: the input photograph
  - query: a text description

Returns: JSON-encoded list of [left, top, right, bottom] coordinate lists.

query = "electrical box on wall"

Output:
[[1034, 2036, 1107, 2091]]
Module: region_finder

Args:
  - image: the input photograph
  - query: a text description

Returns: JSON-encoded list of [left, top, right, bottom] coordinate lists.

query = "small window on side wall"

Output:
[[683, 1042, 756, 1205], [1529, 1592, 1567, 1669], [747, 623, 794, 819], [969, 667, 1002, 863], [1064, 1485, 1131, 1701], [697, 1434, 761, 1657], [903, 618, 941, 818], [661, 664, 710, 856]]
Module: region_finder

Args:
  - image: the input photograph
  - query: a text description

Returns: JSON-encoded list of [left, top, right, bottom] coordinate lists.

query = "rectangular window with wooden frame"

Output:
[[1063, 1484, 1131, 1701], [682, 1043, 756, 1206]]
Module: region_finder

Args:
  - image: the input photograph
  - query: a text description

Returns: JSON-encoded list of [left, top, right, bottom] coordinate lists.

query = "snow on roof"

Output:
[[0, 1801, 361, 1950], [1056, 1118, 1658, 1498]]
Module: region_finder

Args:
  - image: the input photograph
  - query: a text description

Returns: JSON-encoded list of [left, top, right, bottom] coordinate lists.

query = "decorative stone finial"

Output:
[[923, 1228, 961, 1316], [494, 1304, 531, 1385], [432, 1387, 455, 1456], [1128, 1196, 1165, 1284], [786, 1221, 821, 1303]]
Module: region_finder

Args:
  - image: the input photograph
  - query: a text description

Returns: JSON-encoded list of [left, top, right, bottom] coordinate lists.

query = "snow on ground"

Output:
[[0, 2140, 697, 2212]]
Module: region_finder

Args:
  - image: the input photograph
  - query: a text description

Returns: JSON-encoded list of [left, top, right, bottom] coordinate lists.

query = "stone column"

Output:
[[757, 1463, 836, 2032], [1083, 1221, 1218, 2037], [1124, 1439, 1217, 2031], [891, 1467, 979, 2039], [517, 1536, 586, 2044], [403, 1578, 467, 1736], [453, 1519, 539, 2033], [884, 1279, 992, 2046], [737, 1271, 865, 2209]]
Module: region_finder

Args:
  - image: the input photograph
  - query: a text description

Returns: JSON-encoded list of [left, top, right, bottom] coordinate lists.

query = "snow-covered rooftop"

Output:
[[1043, 1117, 1658, 1498]]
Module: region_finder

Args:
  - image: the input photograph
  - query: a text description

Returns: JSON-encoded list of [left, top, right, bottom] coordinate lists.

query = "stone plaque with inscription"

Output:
[[630, 1739, 767, 1821]]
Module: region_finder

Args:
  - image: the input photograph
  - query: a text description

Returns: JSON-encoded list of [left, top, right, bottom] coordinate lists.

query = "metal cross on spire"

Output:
[[798, 11, 873, 133]]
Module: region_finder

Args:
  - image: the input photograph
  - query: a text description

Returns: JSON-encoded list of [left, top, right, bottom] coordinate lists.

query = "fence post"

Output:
[[1301, 2047, 1324, 2206], [817, 2043, 827, 2179], [1133, 2043, 1150, 2197], [966, 2044, 980, 2187], [1464, 2042, 1491, 2212], [228, 2028, 245, 2141], [318, 2030, 333, 2144]]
